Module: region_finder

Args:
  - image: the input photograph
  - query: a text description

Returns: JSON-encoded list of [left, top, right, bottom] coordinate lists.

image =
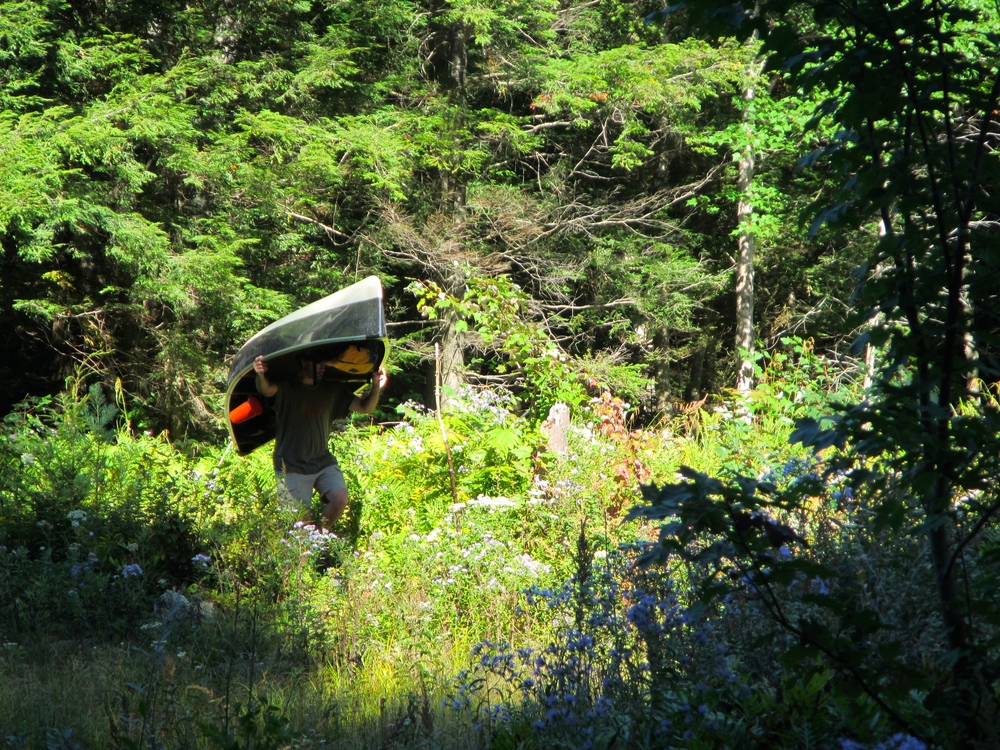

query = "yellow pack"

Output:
[[326, 344, 374, 375]]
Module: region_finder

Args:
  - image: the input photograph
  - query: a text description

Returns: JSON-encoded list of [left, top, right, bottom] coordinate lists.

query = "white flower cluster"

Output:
[[382, 422, 425, 459], [449, 385, 516, 422], [449, 494, 518, 513], [504, 553, 551, 578]]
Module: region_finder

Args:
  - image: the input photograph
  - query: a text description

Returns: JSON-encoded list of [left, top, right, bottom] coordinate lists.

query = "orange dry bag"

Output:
[[229, 396, 263, 424]]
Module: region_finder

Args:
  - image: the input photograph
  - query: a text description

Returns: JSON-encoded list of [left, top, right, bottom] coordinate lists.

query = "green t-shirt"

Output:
[[272, 380, 354, 474]]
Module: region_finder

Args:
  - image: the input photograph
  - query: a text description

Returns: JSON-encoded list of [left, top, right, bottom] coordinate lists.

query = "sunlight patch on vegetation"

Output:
[[0, 343, 859, 747]]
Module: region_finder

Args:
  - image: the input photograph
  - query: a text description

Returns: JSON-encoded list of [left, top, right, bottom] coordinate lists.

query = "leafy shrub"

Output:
[[1, 346, 947, 749]]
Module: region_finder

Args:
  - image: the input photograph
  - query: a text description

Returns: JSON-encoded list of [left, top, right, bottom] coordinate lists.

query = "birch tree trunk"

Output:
[[863, 219, 888, 393], [734, 70, 758, 394]]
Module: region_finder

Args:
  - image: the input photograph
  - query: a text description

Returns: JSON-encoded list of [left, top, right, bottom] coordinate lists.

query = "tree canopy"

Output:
[[0, 0, 863, 433]]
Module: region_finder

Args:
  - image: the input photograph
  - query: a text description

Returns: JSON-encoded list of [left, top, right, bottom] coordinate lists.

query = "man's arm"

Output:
[[350, 366, 388, 414], [254, 356, 278, 398]]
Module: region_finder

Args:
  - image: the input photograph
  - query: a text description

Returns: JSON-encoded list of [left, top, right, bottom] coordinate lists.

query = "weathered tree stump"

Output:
[[540, 402, 571, 455]]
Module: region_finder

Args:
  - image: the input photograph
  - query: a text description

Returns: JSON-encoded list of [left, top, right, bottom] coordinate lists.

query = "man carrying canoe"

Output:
[[253, 354, 388, 530]]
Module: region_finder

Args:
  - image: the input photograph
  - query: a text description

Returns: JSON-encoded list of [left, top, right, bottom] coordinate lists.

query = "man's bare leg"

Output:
[[319, 487, 348, 530]]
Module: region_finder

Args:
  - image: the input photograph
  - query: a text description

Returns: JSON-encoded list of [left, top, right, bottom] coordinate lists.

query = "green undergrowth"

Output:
[[0, 344, 888, 748]]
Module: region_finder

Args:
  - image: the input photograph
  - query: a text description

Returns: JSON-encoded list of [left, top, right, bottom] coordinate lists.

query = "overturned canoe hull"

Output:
[[225, 275, 389, 456]]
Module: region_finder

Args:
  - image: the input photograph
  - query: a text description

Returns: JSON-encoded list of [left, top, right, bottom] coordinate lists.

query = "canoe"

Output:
[[225, 275, 389, 456]]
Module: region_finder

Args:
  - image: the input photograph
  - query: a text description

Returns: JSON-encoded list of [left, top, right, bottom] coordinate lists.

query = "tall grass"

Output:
[[1, 345, 930, 749]]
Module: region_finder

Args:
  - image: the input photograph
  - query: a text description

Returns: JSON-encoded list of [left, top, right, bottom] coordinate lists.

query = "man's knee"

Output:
[[323, 487, 348, 506], [321, 488, 348, 526]]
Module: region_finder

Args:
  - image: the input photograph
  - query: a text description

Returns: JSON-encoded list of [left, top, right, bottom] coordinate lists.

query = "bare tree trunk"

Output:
[[961, 268, 979, 396], [684, 322, 716, 402], [863, 341, 876, 393], [450, 21, 467, 94], [863, 220, 888, 393], [653, 328, 672, 412], [684, 343, 706, 403], [439, 313, 465, 394], [437, 265, 467, 405], [735, 73, 758, 394], [437, 18, 469, 406]]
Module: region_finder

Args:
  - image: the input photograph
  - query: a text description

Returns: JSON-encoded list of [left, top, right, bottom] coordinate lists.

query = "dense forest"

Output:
[[2, 0, 1000, 748], [0, 0, 867, 432]]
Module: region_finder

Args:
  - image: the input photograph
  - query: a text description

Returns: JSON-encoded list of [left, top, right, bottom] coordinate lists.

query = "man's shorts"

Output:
[[276, 463, 346, 511]]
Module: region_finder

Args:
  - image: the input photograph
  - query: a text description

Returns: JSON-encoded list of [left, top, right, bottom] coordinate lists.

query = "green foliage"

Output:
[[410, 271, 662, 417], [633, 0, 1000, 743], [0, 382, 212, 638], [0, 0, 857, 436], [347, 387, 540, 530], [8, 0, 996, 746], [411, 274, 593, 416], [0, 342, 956, 749], [532, 39, 747, 141]]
